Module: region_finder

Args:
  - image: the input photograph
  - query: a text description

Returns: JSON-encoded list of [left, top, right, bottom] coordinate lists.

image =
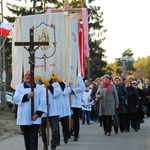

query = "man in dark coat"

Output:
[[143, 78, 150, 117], [113, 76, 128, 133], [90, 78, 102, 126], [132, 81, 146, 130], [125, 79, 140, 132]]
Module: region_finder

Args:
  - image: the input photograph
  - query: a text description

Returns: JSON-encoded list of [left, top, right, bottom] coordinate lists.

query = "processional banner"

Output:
[[11, 12, 83, 89]]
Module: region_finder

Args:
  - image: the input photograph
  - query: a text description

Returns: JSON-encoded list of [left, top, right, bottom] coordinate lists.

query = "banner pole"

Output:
[[0, 37, 7, 51]]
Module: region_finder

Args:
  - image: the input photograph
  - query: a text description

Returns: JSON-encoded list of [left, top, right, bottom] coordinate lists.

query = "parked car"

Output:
[[0, 92, 14, 109]]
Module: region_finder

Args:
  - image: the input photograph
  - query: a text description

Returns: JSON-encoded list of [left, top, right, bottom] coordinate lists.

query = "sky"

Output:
[[93, 0, 150, 62], [3, 0, 150, 63]]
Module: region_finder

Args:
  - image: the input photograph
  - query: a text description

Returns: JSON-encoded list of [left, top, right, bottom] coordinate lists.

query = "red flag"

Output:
[[0, 22, 13, 37]]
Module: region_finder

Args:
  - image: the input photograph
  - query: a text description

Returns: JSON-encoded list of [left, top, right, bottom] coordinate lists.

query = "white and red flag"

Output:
[[0, 22, 13, 37]]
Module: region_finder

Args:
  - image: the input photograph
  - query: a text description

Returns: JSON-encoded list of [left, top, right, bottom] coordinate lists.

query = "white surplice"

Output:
[[60, 86, 71, 118], [70, 77, 85, 108], [47, 82, 62, 117], [13, 83, 47, 125]]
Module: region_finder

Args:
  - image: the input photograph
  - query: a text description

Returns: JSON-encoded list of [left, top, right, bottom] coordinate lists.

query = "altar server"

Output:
[[41, 79, 62, 150], [59, 82, 71, 144], [13, 70, 47, 150], [70, 76, 85, 141]]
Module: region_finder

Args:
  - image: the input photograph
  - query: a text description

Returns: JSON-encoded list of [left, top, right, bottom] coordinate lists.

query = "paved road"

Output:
[[0, 117, 150, 150]]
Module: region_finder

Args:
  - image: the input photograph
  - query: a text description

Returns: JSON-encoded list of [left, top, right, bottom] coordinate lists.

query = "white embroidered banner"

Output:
[[70, 19, 78, 81], [11, 13, 71, 89]]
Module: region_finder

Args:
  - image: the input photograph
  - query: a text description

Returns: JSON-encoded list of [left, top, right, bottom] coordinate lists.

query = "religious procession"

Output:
[[0, 0, 150, 150], [10, 1, 91, 150]]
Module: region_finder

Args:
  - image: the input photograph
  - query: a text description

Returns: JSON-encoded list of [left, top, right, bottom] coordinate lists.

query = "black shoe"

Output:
[[68, 135, 71, 139], [104, 131, 107, 135], [107, 132, 111, 136], [20, 131, 24, 135], [74, 137, 78, 141], [99, 124, 102, 127], [134, 129, 138, 132], [64, 139, 68, 144], [57, 142, 60, 146], [115, 132, 118, 134]]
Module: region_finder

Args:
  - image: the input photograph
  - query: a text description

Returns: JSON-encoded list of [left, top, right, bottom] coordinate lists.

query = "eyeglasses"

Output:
[[24, 74, 30, 77]]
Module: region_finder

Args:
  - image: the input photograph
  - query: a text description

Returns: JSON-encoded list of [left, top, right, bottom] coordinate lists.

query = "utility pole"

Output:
[[0, 0, 6, 106]]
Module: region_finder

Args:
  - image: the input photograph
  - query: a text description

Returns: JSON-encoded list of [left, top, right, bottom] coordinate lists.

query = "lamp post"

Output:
[[120, 56, 134, 78]]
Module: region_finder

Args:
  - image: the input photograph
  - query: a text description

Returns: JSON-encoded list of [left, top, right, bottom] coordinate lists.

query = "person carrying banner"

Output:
[[13, 70, 47, 150], [59, 81, 71, 144], [70, 76, 85, 141], [41, 79, 62, 150]]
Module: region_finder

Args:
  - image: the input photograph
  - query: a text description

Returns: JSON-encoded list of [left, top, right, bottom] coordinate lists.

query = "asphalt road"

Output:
[[0, 117, 150, 150]]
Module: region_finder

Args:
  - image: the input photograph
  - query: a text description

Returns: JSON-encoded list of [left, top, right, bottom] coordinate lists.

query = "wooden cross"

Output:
[[15, 27, 49, 117]]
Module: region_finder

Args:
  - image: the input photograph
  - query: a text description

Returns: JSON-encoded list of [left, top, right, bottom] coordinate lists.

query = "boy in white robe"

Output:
[[41, 79, 62, 150], [70, 76, 85, 141], [59, 82, 71, 144], [13, 70, 47, 150]]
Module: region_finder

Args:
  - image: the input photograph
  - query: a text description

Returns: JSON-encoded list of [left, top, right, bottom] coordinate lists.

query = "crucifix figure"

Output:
[[15, 27, 49, 117]]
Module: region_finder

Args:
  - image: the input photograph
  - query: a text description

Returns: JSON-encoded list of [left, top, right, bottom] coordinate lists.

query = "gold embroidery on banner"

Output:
[[38, 28, 50, 50]]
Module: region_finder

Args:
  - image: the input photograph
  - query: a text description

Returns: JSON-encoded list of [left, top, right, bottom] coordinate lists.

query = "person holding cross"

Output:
[[13, 70, 47, 150]]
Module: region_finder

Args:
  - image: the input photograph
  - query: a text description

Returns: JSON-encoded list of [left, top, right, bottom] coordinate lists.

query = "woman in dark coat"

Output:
[[125, 79, 140, 132]]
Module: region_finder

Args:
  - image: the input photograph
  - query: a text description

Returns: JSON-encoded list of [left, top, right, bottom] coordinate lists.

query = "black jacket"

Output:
[[115, 83, 128, 113], [126, 86, 139, 113]]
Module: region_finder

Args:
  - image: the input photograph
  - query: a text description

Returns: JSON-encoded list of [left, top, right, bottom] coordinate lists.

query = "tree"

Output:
[[88, 4, 107, 81], [133, 56, 150, 79]]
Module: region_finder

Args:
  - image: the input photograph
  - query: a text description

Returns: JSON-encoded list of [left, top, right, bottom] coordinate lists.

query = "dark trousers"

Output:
[[41, 117, 47, 146], [99, 116, 103, 125], [41, 116, 59, 149], [102, 115, 112, 133], [126, 113, 137, 131], [114, 113, 126, 133], [94, 110, 99, 122], [146, 101, 150, 116], [60, 116, 69, 141], [90, 105, 95, 121], [72, 108, 80, 138], [21, 124, 40, 150]]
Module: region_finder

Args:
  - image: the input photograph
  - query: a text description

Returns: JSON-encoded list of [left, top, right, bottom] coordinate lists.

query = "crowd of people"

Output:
[[13, 70, 150, 150]]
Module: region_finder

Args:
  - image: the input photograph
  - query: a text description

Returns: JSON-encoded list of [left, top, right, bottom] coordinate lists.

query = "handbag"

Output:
[[141, 101, 147, 112], [112, 115, 119, 127]]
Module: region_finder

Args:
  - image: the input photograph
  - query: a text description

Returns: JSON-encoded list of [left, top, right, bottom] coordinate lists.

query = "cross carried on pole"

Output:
[[15, 27, 49, 117]]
